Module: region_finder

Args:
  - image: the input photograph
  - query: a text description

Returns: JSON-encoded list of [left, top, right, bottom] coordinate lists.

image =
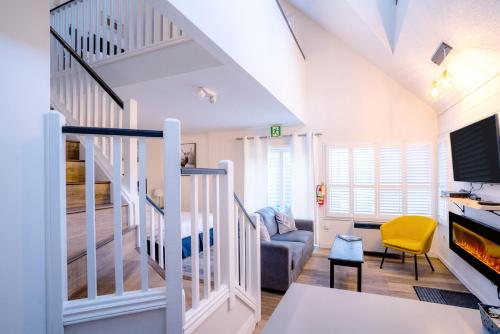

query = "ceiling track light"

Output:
[[197, 87, 217, 104]]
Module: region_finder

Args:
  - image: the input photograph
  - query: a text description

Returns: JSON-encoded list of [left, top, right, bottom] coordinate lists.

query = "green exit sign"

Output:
[[270, 125, 281, 137]]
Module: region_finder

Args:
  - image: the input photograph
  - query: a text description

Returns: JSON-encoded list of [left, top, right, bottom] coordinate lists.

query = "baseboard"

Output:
[[237, 315, 257, 334], [436, 253, 490, 303]]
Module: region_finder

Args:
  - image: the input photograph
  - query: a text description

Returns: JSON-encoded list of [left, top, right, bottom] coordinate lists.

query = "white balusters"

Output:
[[138, 137, 148, 291], [85, 135, 97, 300], [112, 136, 124, 295], [150, 205, 156, 260], [190, 174, 200, 309], [211, 175, 221, 290], [51, 0, 186, 66], [202, 175, 211, 299]]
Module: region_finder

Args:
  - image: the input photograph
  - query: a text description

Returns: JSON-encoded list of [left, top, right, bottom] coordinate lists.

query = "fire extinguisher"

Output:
[[316, 183, 326, 206]]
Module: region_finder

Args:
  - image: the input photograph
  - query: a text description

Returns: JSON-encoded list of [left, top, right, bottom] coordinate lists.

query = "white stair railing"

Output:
[[45, 113, 170, 331], [50, 0, 185, 65], [51, 27, 139, 225]]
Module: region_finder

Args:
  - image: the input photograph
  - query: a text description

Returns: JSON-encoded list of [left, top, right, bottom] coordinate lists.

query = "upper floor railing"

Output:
[[275, 0, 305, 60], [50, 0, 185, 65]]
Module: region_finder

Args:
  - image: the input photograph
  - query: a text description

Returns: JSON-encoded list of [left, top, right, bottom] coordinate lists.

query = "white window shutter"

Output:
[[406, 144, 433, 216], [327, 148, 350, 215], [353, 148, 375, 215], [379, 147, 403, 216]]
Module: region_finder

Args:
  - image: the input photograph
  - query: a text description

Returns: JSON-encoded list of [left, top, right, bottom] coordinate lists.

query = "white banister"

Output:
[[211, 175, 221, 291], [163, 119, 183, 333], [123, 98, 138, 226], [45, 112, 67, 334], [190, 174, 200, 309], [112, 136, 124, 296], [85, 135, 98, 300], [158, 214, 164, 269], [219, 160, 236, 309], [202, 175, 211, 299], [150, 206, 156, 260], [251, 214, 262, 322], [138, 137, 148, 291]]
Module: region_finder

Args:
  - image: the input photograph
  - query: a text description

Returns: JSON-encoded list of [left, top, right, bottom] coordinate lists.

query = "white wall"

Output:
[[156, 0, 306, 123], [0, 1, 49, 333], [146, 5, 437, 241], [433, 74, 500, 306]]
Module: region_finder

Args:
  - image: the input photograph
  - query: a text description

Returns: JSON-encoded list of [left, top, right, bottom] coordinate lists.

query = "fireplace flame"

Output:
[[453, 224, 500, 274]]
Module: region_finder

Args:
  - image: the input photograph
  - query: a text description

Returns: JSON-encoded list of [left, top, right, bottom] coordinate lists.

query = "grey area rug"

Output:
[[414, 286, 481, 310]]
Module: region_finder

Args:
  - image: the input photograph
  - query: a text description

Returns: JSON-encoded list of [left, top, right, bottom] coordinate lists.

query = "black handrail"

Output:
[[50, 0, 78, 13], [146, 195, 164, 215], [234, 193, 256, 229], [62, 126, 163, 137], [275, 0, 305, 60], [181, 168, 227, 176], [50, 27, 124, 109]]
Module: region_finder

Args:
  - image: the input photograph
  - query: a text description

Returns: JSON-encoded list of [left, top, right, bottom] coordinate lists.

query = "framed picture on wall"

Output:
[[180, 143, 196, 168]]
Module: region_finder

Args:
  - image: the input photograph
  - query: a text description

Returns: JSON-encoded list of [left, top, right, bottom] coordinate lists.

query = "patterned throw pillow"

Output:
[[275, 210, 297, 234], [260, 220, 271, 241]]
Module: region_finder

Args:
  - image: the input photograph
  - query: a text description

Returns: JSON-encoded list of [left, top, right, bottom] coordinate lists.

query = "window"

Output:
[[268, 147, 292, 211], [407, 144, 433, 216], [326, 143, 434, 218], [327, 148, 350, 215], [353, 148, 375, 215], [379, 147, 403, 215]]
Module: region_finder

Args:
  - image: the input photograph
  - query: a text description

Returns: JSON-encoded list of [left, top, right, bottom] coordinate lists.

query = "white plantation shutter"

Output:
[[326, 143, 435, 218], [438, 140, 448, 221], [327, 148, 350, 215], [379, 147, 403, 216], [353, 148, 375, 215], [406, 144, 433, 216], [267, 147, 292, 211]]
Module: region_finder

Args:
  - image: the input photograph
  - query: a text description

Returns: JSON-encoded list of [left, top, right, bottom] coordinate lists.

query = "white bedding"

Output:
[[180, 211, 214, 239]]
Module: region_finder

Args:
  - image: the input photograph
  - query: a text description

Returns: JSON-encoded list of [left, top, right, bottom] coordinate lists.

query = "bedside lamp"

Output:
[[153, 188, 164, 208]]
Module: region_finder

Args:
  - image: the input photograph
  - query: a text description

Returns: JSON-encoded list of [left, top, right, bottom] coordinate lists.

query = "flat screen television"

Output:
[[450, 114, 500, 183]]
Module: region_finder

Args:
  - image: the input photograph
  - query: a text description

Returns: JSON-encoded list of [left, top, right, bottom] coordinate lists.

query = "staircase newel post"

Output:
[[219, 160, 236, 309], [163, 118, 183, 334], [123, 99, 138, 227], [44, 112, 67, 334]]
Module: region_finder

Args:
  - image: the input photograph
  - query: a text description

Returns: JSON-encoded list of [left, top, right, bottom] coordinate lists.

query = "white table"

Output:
[[263, 283, 487, 334]]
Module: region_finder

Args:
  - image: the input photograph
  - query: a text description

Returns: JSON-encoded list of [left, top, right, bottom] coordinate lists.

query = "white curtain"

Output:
[[243, 136, 268, 213], [290, 133, 316, 220]]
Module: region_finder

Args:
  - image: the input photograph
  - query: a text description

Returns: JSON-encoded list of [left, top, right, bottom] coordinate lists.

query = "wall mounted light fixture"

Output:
[[198, 87, 217, 104]]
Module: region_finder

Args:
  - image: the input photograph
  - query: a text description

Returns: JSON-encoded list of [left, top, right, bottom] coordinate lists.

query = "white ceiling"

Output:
[[115, 65, 300, 133], [288, 0, 500, 112]]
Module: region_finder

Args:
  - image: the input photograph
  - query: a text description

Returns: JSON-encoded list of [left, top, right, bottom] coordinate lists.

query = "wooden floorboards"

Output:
[[255, 248, 469, 333]]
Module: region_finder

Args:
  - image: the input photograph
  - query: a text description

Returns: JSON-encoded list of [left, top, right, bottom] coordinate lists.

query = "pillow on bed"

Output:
[[259, 220, 271, 241], [275, 209, 297, 234]]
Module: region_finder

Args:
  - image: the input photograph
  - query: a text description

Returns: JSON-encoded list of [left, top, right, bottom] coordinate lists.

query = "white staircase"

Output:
[[47, 1, 261, 333]]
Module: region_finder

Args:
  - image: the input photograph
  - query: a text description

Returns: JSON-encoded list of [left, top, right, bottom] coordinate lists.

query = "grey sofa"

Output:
[[257, 207, 314, 293]]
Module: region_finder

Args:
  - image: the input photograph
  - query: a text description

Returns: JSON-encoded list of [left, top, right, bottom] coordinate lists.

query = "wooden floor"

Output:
[[255, 248, 469, 333]]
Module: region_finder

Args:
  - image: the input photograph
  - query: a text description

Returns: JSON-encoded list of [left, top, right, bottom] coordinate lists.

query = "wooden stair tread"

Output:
[[66, 159, 85, 163], [66, 140, 80, 144], [66, 181, 111, 185], [66, 203, 126, 214]]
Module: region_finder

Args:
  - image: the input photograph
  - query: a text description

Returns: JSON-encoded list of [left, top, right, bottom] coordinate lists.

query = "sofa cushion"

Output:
[[257, 207, 278, 237], [272, 230, 314, 255], [270, 240, 305, 270]]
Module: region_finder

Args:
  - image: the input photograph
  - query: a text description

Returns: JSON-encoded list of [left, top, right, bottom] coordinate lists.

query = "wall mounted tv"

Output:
[[450, 114, 500, 183]]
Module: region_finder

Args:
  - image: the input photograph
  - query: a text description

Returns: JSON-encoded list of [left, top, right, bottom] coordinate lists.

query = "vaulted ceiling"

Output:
[[288, 0, 500, 113]]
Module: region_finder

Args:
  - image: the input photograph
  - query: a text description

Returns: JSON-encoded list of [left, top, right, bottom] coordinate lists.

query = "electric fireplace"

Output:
[[449, 212, 500, 286]]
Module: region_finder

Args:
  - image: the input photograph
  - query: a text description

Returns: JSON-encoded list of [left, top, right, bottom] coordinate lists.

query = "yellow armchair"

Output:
[[379, 216, 437, 280]]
